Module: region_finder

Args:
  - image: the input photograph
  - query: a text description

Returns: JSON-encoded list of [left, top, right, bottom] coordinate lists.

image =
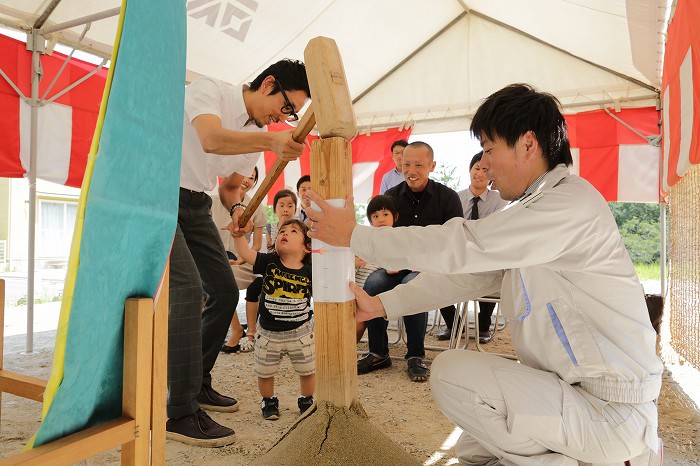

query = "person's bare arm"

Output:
[[192, 114, 303, 161], [233, 234, 258, 265], [251, 226, 263, 252], [218, 172, 245, 211], [217, 173, 253, 237]]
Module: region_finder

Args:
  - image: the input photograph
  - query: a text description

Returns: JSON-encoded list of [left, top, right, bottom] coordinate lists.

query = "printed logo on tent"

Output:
[[187, 0, 259, 42]]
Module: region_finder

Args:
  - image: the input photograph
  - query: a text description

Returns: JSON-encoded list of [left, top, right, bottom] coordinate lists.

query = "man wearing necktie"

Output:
[[448, 152, 508, 343], [470, 196, 480, 220]]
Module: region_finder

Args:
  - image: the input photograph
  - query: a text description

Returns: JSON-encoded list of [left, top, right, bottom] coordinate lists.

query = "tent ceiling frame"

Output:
[[34, 0, 62, 29], [355, 92, 659, 134], [353, 2, 658, 118], [458, 1, 658, 93], [352, 11, 468, 104], [41, 7, 120, 34]]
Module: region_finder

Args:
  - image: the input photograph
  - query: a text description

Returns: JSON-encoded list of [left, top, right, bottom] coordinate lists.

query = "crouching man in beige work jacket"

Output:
[[304, 84, 663, 466]]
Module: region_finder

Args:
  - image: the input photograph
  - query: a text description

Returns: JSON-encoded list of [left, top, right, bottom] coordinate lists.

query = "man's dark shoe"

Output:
[[479, 330, 493, 344], [166, 409, 236, 447], [298, 395, 314, 414], [261, 396, 280, 420], [435, 328, 452, 341], [407, 357, 430, 382], [197, 384, 239, 412], [357, 353, 392, 374], [220, 343, 240, 353]]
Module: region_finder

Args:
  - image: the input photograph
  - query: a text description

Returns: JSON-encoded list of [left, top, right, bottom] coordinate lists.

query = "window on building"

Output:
[[38, 199, 77, 258]]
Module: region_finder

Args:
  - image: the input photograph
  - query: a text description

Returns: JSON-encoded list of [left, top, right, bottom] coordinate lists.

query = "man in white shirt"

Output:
[[305, 84, 662, 466], [166, 59, 310, 447], [379, 139, 408, 194]]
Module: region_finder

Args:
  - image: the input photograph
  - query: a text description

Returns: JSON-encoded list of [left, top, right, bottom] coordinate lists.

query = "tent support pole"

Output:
[[40, 23, 90, 101], [0, 68, 28, 100], [660, 201, 667, 296], [24, 30, 45, 354], [45, 59, 107, 104]]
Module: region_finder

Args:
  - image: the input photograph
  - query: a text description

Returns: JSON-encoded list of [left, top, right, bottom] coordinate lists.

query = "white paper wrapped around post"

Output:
[[310, 198, 355, 303]]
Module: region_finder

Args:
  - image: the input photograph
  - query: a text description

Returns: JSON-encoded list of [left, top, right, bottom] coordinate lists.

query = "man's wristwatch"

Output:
[[229, 203, 246, 217]]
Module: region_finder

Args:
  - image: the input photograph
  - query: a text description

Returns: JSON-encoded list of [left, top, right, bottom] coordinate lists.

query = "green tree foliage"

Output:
[[355, 203, 368, 225], [431, 163, 461, 191], [608, 203, 661, 264], [265, 205, 276, 224]]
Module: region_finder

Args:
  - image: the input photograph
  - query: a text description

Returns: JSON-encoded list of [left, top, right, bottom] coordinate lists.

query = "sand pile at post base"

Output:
[[254, 400, 421, 466]]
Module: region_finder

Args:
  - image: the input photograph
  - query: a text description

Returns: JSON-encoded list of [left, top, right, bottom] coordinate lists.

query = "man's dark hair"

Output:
[[470, 84, 572, 169], [366, 195, 399, 225], [390, 139, 408, 152], [469, 151, 483, 170], [249, 59, 311, 97], [405, 141, 434, 161], [273, 189, 297, 208], [296, 175, 311, 191]]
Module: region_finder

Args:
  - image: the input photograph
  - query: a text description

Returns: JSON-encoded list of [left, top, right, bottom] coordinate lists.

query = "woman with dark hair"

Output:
[[214, 167, 266, 353]]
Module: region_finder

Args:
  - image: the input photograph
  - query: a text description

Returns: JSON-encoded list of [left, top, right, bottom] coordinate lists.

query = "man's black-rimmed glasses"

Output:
[[276, 80, 299, 122]]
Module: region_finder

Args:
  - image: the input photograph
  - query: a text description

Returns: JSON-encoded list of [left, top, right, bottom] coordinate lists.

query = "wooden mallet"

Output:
[[237, 106, 316, 227]]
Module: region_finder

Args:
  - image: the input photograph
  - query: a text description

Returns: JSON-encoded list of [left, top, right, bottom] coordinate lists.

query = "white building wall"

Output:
[[8, 178, 79, 272]]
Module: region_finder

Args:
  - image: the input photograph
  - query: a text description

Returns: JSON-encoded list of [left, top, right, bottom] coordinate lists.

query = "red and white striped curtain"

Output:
[[661, 0, 700, 192], [1, 32, 663, 204], [566, 106, 661, 203], [0, 34, 107, 187]]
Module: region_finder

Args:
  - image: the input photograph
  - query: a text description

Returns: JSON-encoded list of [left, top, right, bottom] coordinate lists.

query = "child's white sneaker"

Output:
[[240, 336, 255, 352]]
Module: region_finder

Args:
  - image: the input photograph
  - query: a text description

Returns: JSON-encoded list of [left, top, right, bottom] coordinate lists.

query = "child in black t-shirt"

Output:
[[233, 219, 314, 420]]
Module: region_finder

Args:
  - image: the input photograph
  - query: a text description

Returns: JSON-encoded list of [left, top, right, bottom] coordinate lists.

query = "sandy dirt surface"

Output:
[[1, 319, 699, 465]]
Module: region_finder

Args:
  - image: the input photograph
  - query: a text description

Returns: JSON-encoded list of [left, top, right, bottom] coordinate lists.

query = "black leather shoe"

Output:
[[197, 384, 239, 412], [220, 344, 240, 353], [435, 329, 452, 341], [166, 409, 236, 447], [357, 353, 392, 374], [407, 357, 430, 382]]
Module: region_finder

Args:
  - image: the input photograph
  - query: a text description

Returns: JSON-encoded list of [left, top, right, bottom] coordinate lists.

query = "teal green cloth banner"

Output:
[[34, 0, 186, 445]]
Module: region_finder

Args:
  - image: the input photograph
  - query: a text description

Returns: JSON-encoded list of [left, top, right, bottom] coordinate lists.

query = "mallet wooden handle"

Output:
[[238, 105, 316, 227]]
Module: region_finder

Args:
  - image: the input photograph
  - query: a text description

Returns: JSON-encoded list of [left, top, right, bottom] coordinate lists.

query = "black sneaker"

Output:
[[197, 384, 239, 413], [166, 409, 236, 447], [297, 395, 314, 414], [357, 353, 392, 374], [261, 396, 280, 420], [407, 357, 430, 382], [478, 330, 493, 344]]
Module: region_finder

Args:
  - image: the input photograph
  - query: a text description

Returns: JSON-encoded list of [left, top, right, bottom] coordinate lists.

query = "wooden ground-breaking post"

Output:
[[0, 265, 169, 466], [254, 37, 419, 466], [311, 137, 357, 407]]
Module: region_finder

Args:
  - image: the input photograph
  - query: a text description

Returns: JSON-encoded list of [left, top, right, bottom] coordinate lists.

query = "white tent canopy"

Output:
[[0, 0, 667, 133], [0, 0, 670, 352]]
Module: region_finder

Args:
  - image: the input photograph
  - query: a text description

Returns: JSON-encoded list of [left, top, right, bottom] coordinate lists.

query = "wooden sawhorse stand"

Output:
[[0, 266, 168, 466]]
